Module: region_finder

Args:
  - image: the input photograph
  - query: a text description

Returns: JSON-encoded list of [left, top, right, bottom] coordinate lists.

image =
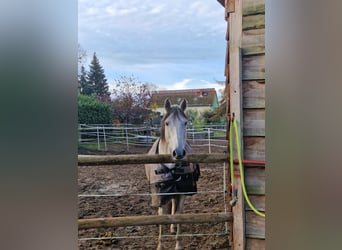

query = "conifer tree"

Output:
[[78, 65, 92, 95], [87, 52, 111, 101]]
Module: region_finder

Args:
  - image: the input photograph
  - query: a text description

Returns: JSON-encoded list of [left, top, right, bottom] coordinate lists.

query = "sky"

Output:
[[78, 0, 227, 99]]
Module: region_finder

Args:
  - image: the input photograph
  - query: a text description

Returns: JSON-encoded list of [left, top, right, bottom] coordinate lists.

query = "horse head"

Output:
[[160, 98, 188, 160]]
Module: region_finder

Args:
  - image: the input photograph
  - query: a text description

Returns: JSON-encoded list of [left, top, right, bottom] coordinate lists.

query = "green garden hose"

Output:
[[229, 117, 265, 218]]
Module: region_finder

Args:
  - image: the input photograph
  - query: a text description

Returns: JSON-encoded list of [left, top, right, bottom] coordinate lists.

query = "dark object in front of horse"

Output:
[[150, 162, 200, 207]]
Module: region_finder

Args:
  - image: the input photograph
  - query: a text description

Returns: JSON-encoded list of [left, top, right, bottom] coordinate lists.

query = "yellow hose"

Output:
[[229, 118, 265, 217]]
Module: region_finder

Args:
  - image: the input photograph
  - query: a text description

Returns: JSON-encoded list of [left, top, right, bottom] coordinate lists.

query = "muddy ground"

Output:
[[78, 143, 231, 250]]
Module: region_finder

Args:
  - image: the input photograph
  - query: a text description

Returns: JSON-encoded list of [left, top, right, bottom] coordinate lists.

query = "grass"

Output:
[[213, 131, 226, 137], [78, 143, 105, 150]]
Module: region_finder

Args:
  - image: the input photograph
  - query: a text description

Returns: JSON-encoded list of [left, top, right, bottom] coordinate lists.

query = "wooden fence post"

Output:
[[228, 0, 245, 249]]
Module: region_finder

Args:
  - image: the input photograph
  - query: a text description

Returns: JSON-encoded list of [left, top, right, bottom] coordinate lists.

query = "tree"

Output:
[[78, 65, 92, 95], [78, 94, 112, 124], [78, 44, 87, 68], [87, 52, 111, 101], [186, 110, 206, 131], [112, 76, 153, 124], [202, 81, 226, 124], [202, 98, 226, 123]]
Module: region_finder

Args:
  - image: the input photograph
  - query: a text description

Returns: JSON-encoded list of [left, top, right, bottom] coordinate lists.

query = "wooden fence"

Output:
[[78, 153, 231, 229]]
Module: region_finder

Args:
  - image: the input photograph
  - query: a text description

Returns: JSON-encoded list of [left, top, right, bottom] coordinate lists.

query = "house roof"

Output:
[[216, 0, 225, 7], [150, 88, 218, 107]]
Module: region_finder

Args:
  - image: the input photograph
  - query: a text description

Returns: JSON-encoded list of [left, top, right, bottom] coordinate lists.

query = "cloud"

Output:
[[79, 0, 226, 90], [169, 79, 193, 90], [200, 80, 225, 100], [149, 6, 163, 14], [105, 6, 138, 16]]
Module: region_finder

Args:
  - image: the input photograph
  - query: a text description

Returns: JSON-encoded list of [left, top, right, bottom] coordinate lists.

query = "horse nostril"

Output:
[[173, 150, 177, 157], [173, 149, 186, 159]]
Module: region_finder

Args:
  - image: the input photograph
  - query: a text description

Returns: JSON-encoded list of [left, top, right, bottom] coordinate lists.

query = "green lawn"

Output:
[[213, 131, 226, 137]]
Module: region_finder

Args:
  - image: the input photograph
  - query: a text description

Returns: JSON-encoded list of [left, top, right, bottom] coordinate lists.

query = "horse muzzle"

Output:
[[172, 149, 186, 160]]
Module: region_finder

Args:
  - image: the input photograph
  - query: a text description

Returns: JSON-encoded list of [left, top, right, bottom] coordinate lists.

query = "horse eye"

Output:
[[165, 122, 169, 126], [184, 121, 188, 126]]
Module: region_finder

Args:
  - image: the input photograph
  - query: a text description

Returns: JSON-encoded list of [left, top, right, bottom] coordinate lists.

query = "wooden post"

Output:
[[208, 128, 211, 154], [96, 126, 100, 150], [226, 0, 235, 14], [102, 126, 107, 151], [125, 125, 129, 151], [229, 0, 245, 249]]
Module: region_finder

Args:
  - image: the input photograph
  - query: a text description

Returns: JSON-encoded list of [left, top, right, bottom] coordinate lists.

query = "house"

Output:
[[149, 88, 219, 116]]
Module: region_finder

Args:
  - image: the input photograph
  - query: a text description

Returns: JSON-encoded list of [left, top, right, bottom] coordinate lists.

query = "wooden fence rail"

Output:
[[79, 212, 233, 229], [78, 153, 229, 166]]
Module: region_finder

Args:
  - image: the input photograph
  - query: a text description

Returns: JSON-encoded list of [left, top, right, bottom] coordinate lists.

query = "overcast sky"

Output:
[[78, 0, 226, 97]]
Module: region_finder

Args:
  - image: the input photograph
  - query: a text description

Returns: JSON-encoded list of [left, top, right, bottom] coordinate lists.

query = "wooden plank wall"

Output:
[[241, 0, 265, 249], [221, 0, 265, 248]]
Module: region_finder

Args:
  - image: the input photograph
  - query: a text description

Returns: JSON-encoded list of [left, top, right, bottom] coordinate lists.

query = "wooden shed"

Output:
[[217, 0, 265, 249]]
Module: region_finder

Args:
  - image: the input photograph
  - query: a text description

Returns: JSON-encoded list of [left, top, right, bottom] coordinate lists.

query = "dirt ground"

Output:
[[78, 143, 231, 250]]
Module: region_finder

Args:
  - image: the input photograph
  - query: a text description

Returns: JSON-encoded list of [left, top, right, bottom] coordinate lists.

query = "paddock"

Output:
[[78, 149, 264, 249], [78, 146, 233, 249]]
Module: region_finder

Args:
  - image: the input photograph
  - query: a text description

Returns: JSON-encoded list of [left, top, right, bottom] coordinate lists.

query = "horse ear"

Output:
[[180, 99, 187, 111], [164, 98, 172, 113]]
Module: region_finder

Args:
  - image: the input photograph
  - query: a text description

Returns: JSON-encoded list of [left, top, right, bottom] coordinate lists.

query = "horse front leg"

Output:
[[157, 206, 164, 250], [170, 197, 177, 234], [172, 195, 185, 250], [157, 203, 171, 250]]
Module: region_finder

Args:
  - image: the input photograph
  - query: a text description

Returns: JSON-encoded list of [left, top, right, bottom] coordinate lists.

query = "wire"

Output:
[[78, 190, 224, 198], [229, 117, 265, 217]]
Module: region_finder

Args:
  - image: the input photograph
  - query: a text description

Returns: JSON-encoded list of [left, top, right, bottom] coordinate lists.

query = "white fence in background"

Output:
[[78, 124, 227, 153]]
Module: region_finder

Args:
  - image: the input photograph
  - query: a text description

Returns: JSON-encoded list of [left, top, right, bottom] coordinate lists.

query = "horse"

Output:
[[145, 98, 200, 250]]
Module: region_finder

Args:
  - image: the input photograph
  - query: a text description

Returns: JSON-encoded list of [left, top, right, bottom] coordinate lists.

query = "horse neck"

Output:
[[156, 138, 175, 169]]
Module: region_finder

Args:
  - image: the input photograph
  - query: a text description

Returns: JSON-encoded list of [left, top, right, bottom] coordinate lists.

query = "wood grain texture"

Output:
[[244, 137, 265, 160], [245, 195, 265, 211], [246, 238, 265, 250], [243, 0, 265, 16], [245, 211, 265, 239], [228, 0, 245, 248], [226, 0, 235, 13], [240, 1, 265, 247], [242, 81, 265, 109], [242, 55, 265, 80], [79, 213, 233, 229], [244, 167, 265, 195], [243, 14, 265, 30], [242, 45, 265, 56], [242, 29, 265, 48], [78, 153, 229, 166], [243, 109, 265, 136], [224, 0, 265, 247]]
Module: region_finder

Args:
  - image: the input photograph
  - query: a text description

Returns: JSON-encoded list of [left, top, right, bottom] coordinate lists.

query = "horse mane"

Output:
[[160, 106, 187, 142]]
